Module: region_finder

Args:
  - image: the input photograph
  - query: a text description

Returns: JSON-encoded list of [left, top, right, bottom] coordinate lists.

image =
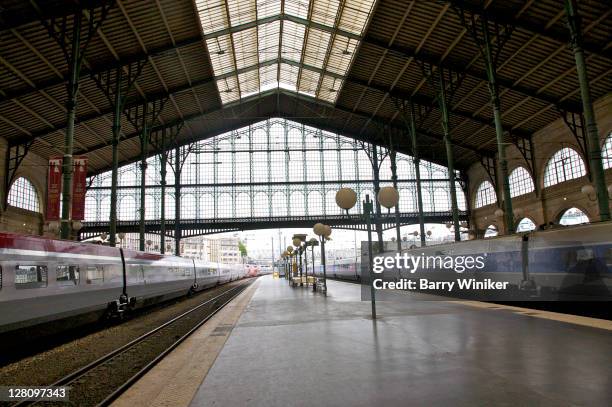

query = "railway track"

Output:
[[11, 279, 254, 407]]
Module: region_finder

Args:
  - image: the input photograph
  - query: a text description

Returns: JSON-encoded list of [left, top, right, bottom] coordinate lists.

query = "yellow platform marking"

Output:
[[454, 300, 612, 331], [111, 279, 260, 407]]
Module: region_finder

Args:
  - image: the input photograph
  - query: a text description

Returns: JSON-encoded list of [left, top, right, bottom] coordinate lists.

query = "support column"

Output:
[[174, 145, 182, 256], [482, 20, 514, 233], [389, 146, 402, 252], [407, 104, 426, 246], [139, 104, 149, 252], [0, 137, 8, 212], [109, 69, 122, 247], [60, 15, 82, 239], [371, 144, 384, 249], [438, 77, 461, 241], [565, 0, 610, 221], [160, 130, 167, 255]]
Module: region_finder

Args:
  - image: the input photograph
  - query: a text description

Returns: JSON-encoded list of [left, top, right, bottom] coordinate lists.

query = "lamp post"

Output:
[[313, 223, 330, 294], [303, 240, 310, 285], [281, 250, 289, 280], [335, 186, 399, 320], [287, 246, 294, 282], [308, 238, 319, 291], [293, 235, 307, 286]]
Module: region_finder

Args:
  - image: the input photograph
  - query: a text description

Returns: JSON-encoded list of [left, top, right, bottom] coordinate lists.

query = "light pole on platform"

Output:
[[313, 223, 331, 294], [334, 186, 399, 320], [308, 237, 319, 291], [286, 246, 294, 281]]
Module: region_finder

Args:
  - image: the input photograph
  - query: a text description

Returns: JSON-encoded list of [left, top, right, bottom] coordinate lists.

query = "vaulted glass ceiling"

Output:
[[195, 0, 377, 104]]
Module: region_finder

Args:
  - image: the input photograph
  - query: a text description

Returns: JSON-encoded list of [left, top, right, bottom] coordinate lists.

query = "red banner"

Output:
[[46, 156, 62, 221], [71, 156, 88, 220]]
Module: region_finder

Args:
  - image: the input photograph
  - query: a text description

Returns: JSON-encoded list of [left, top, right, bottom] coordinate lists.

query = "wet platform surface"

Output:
[[190, 276, 611, 407]]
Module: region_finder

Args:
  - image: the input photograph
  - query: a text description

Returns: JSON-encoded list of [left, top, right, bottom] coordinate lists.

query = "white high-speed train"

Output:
[[315, 222, 612, 300], [0, 232, 247, 336]]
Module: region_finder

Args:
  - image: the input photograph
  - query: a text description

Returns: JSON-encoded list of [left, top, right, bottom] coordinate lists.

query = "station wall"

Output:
[[0, 137, 47, 235], [467, 93, 612, 235]]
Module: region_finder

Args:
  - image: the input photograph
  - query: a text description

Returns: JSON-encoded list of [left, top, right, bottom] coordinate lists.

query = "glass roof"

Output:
[[195, 0, 377, 104]]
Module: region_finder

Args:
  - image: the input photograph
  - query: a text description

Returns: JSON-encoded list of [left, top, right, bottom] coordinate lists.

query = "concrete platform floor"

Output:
[[189, 276, 611, 407], [116, 275, 612, 407]]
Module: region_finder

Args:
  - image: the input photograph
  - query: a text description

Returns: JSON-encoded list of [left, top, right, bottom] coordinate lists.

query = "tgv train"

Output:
[[0, 232, 247, 336], [315, 222, 612, 300]]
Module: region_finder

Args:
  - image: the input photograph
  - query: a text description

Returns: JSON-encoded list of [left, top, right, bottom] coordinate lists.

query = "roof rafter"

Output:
[[8, 77, 215, 147], [361, 35, 583, 113], [446, 0, 611, 61], [83, 89, 493, 176], [348, 77, 533, 140]]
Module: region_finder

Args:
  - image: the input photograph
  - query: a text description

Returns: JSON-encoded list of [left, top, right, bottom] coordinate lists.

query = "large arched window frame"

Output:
[[603, 132, 612, 169], [543, 147, 586, 187], [558, 207, 590, 226], [474, 181, 497, 209], [7, 177, 41, 213], [509, 167, 535, 198]]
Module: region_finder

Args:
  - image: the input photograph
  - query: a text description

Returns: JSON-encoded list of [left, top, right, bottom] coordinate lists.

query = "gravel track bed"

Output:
[[0, 279, 249, 405]]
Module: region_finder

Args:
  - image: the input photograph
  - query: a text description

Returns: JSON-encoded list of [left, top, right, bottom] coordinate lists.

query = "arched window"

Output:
[[475, 181, 497, 208], [559, 207, 589, 226], [509, 167, 534, 197], [603, 132, 612, 169], [543, 148, 586, 187], [516, 218, 536, 232], [8, 177, 40, 213]]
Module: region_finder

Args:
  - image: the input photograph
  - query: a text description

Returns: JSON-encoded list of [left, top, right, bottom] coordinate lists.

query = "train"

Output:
[[315, 222, 612, 300], [0, 232, 249, 336]]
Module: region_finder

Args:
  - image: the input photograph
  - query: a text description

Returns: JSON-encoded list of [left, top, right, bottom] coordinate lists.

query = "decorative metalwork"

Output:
[[82, 118, 467, 238]]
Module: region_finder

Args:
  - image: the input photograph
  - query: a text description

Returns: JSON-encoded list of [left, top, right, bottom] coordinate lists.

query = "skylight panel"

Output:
[[325, 35, 358, 75], [196, 0, 377, 105], [259, 63, 278, 91], [284, 0, 310, 19], [232, 27, 259, 70], [196, 0, 230, 33], [217, 76, 240, 104], [238, 69, 260, 98], [279, 63, 299, 91], [310, 0, 340, 27], [281, 20, 306, 63], [303, 28, 331, 69], [258, 20, 280, 63], [338, 0, 376, 35], [206, 35, 235, 75], [318, 75, 343, 102], [227, 0, 257, 26], [257, 0, 281, 19], [298, 68, 320, 96]]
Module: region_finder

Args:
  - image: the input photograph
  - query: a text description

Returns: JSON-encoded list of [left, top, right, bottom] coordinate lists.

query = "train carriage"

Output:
[[0, 232, 247, 336]]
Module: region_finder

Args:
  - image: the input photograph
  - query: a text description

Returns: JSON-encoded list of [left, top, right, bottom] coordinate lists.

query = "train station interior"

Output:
[[0, 0, 611, 406]]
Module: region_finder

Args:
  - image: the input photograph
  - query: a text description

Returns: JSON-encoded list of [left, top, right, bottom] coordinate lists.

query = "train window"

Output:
[[209, 268, 217, 275], [86, 266, 104, 284], [576, 249, 594, 262], [57, 265, 80, 286], [15, 265, 48, 289]]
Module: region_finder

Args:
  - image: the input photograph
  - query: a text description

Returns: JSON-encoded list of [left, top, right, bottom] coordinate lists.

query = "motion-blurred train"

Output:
[[315, 222, 612, 300], [0, 232, 248, 336]]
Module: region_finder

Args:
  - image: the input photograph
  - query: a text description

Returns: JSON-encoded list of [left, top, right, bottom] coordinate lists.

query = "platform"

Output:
[[115, 276, 612, 407]]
